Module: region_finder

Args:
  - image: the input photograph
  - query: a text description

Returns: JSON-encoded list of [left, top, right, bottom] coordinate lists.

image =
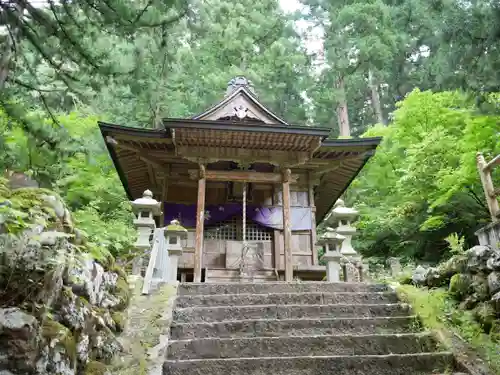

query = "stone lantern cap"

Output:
[[317, 227, 346, 245], [130, 189, 162, 216], [331, 199, 358, 219], [165, 219, 188, 239]]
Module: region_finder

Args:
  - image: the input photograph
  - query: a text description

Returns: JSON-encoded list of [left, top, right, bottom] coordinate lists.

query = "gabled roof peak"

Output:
[[193, 76, 288, 125], [226, 76, 257, 97]]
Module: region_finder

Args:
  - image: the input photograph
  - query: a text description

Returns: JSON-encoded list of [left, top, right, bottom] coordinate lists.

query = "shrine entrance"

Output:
[[98, 76, 381, 283]]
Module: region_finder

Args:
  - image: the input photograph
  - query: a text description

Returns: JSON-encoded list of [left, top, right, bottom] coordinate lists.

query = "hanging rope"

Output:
[[242, 181, 247, 245], [239, 181, 248, 277]]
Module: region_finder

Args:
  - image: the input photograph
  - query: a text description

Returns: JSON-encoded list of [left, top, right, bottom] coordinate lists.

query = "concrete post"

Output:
[[130, 189, 162, 275], [165, 219, 187, 282], [318, 228, 345, 282]]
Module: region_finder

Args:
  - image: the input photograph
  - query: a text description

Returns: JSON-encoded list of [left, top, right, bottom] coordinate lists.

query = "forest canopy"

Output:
[[0, 0, 499, 263]]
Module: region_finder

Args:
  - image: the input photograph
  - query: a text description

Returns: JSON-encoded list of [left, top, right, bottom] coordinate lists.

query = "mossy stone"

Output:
[[109, 264, 127, 280], [111, 312, 126, 332], [112, 276, 130, 311], [41, 318, 77, 363], [84, 360, 109, 375], [471, 274, 490, 301], [449, 273, 471, 300]]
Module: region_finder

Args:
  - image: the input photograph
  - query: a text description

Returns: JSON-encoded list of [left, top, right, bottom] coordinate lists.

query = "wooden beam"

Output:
[[161, 165, 170, 202], [146, 163, 158, 191], [272, 183, 282, 273], [194, 164, 206, 283], [188, 169, 299, 184], [115, 141, 168, 170], [282, 168, 293, 282], [177, 145, 311, 166]]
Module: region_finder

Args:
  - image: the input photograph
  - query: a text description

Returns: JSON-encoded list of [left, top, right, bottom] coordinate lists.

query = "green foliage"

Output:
[[445, 233, 465, 256], [397, 285, 500, 374], [350, 90, 499, 262], [0, 108, 135, 260]]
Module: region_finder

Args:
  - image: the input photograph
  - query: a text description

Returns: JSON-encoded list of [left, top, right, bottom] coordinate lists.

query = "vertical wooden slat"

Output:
[[308, 171, 318, 265], [282, 168, 293, 281], [194, 164, 206, 283], [161, 164, 170, 203]]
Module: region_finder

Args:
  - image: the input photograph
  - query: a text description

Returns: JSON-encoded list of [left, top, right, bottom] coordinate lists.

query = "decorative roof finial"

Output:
[[226, 76, 256, 96]]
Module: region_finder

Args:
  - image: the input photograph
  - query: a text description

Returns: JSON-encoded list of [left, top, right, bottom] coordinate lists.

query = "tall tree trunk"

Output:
[[336, 75, 350, 137], [368, 69, 384, 125], [151, 27, 169, 129], [0, 39, 12, 90], [0, 3, 24, 90]]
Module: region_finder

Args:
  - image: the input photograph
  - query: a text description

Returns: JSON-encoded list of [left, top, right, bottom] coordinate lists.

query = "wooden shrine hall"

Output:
[[98, 77, 381, 283]]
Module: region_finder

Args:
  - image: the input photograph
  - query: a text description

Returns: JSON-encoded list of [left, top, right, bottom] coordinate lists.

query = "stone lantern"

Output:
[[330, 199, 359, 259], [330, 199, 364, 281], [130, 189, 162, 275], [164, 219, 188, 282], [318, 227, 345, 282]]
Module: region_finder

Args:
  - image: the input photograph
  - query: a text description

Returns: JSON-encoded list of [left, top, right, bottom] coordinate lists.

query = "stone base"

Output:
[[475, 220, 500, 250], [205, 269, 277, 283]]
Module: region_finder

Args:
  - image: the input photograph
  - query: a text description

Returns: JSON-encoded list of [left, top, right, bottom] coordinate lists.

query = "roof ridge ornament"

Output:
[[226, 76, 256, 96], [234, 104, 249, 119]]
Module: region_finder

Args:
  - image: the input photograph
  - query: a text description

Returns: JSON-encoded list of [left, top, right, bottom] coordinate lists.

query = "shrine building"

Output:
[[98, 77, 381, 283]]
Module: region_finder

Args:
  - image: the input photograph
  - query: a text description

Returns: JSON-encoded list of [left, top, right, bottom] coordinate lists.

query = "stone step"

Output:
[[167, 333, 438, 360], [163, 352, 455, 375], [172, 303, 411, 323], [170, 316, 419, 340], [175, 292, 399, 308], [178, 282, 388, 296]]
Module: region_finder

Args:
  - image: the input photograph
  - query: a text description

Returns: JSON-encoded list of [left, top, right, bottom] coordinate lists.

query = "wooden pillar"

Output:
[[308, 171, 318, 265], [194, 164, 206, 283], [272, 184, 281, 272], [477, 152, 500, 220], [282, 168, 293, 282]]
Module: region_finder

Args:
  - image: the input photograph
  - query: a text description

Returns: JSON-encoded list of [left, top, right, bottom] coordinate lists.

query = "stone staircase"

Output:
[[164, 282, 466, 375]]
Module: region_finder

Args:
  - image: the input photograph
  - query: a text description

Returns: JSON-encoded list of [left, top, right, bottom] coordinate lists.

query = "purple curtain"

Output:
[[164, 203, 312, 231]]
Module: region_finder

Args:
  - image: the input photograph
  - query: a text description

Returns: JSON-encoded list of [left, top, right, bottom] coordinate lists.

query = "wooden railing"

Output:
[[477, 152, 500, 220]]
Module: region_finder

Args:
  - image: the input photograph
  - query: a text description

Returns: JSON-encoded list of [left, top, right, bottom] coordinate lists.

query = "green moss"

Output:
[[41, 318, 77, 363], [471, 275, 490, 301], [165, 219, 187, 233], [79, 295, 90, 304], [84, 360, 108, 375], [449, 273, 471, 300], [111, 312, 126, 332], [96, 253, 116, 270], [108, 284, 177, 375], [112, 276, 130, 311], [109, 264, 127, 280]]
